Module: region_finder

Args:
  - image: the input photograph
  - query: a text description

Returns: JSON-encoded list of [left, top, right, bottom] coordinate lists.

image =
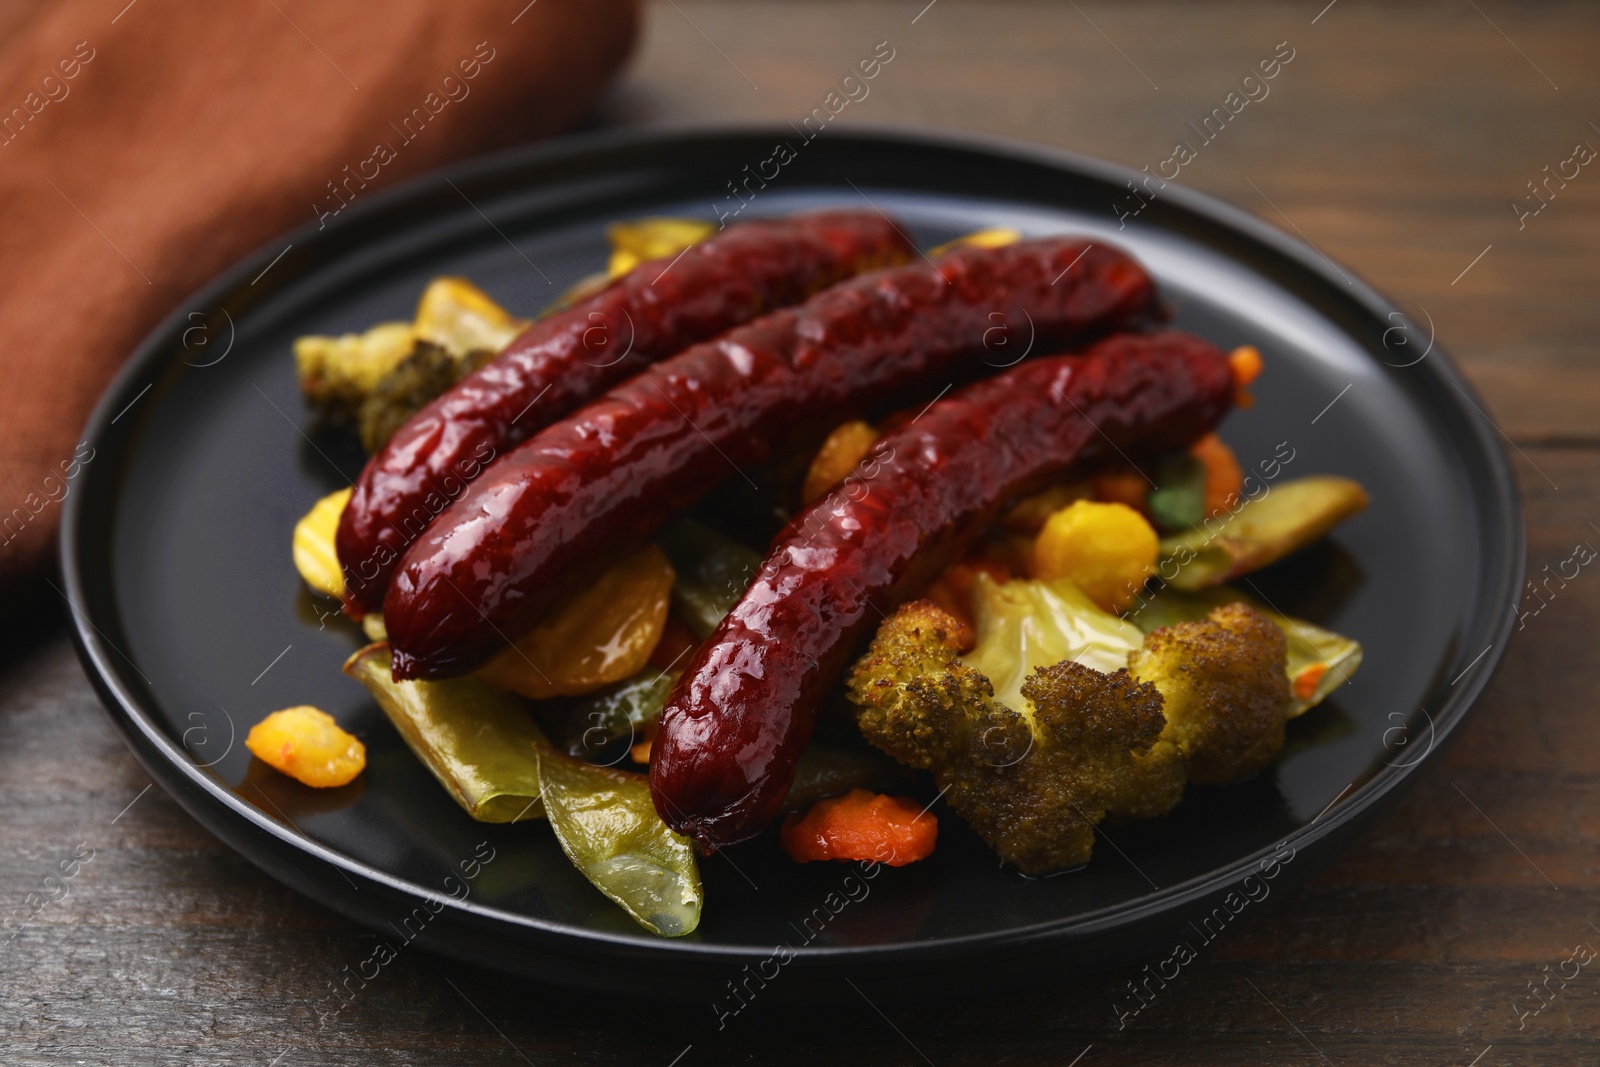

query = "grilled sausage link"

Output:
[[384, 238, 1159, 680], [337, 211, 916, 615], [649, 330, 1235, 850]]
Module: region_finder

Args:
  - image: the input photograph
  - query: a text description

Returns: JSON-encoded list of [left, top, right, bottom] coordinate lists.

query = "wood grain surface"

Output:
[[4, 2, 1598, 1063]]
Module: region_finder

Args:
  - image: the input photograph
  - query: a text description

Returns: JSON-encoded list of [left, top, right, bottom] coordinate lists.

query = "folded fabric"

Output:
[[0, 0, 638, 600]]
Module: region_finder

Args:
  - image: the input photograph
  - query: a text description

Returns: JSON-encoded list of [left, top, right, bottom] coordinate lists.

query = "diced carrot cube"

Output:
[[780, 788, 938, 867]]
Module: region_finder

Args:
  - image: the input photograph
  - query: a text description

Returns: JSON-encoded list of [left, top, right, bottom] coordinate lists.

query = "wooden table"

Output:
[[4, 2, 1597, 1063]]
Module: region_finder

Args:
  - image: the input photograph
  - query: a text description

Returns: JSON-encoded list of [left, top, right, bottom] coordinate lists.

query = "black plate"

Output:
[[62, 126, 1522, 998]]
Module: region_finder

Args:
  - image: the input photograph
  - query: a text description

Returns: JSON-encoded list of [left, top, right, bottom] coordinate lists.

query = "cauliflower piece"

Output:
[[356, 277, 529, 452], [1000, 483, 1092, 536], [1130, 586, 1360, 717], [1128, 601, 1292, 785], [961, 573, 1144, 710], [295, 277, 527, 452], [847, 586, 1295, 873], [847, 601, 1185, 875]]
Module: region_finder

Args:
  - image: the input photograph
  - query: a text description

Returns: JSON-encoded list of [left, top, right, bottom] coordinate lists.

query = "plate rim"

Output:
[[59, 122, 1526, 971]]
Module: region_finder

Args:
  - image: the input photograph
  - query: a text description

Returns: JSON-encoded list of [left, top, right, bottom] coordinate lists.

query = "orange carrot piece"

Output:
[[1191, 432, 1244, 516], [1229, 345, 1263, 409], [1293, 663, 1329, 702], [780, 789, 938, 866], [1229, 345, 1263, 388], [629, 725, 657, 765]]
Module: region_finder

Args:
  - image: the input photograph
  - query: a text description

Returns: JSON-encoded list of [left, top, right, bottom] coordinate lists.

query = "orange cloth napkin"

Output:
[[0, 0, 637, 598]]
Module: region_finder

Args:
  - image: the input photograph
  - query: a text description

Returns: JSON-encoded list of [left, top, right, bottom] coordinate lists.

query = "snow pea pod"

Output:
[[656, 518, 764, 639], [535, 747, 702, 937], [564, 668, 680, 759], [344, 643, 546, 822], [1158, 475, 1368, 589]]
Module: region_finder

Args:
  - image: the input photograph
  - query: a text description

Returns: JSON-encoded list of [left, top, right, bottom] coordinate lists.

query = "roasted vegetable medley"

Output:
[[255, 214, 1368, 937]]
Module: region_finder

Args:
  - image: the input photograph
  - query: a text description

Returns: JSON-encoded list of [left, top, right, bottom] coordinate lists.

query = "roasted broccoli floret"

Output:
[[847, 592, 1294, 874], [295, 277, 525, 452], [1128, 601, 1292, 784], [847, 601, 1185, 874], [294, 321, 415, 426], [355, 341, 495, 454]]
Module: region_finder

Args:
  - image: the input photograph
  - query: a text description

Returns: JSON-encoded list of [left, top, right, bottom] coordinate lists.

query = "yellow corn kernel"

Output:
[[247, 706, 366, 788], [1032, 500, 1159, 613], [801, 421, 880, 505], [605, 217, 718, 279], [293, 487, 352, 600], [477, 546, 676, 698], [928, 227, 1023, 257]]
